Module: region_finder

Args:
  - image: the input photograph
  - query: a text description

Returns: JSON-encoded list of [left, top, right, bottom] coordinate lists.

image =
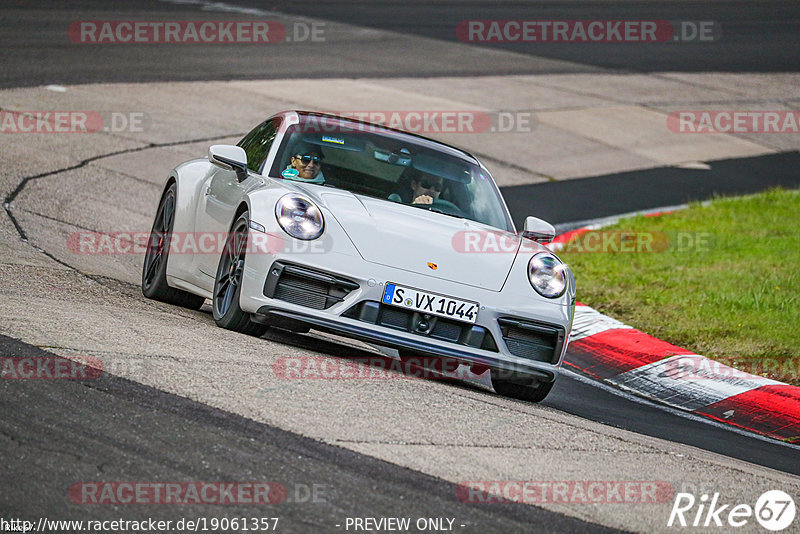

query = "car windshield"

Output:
[[267, 117, 514, 232]]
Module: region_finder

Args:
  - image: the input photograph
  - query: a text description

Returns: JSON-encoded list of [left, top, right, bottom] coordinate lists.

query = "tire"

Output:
[[141, 183, 206, 310], [491, 369, 555, 403], [212, 211, 269, 336]]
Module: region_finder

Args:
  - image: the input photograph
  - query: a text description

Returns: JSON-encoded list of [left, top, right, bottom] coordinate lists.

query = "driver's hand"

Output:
[[413, 195, 433, 205]]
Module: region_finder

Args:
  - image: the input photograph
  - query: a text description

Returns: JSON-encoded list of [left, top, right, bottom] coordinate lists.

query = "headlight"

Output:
[[275, 194, 324, 240], [528, 252, 567, 298]]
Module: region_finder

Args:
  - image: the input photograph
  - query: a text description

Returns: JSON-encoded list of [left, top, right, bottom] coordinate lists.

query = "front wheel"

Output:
[[212, 212, 268, 337], [491, 369, 555, 403]]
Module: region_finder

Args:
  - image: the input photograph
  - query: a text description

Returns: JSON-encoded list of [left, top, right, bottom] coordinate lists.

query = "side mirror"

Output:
[[522, 216, 555, 244], [209, 145, 248, 182]]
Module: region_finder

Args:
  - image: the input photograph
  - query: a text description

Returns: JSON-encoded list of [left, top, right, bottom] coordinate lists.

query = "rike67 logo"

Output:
[[668, 490, 795, 531]]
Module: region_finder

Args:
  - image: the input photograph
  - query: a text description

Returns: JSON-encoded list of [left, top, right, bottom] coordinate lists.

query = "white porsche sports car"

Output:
[[142, 111, 575, 402]]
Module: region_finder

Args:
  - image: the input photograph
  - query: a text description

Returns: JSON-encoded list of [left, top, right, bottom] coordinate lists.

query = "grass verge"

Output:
[[558, 187, 800, 386]]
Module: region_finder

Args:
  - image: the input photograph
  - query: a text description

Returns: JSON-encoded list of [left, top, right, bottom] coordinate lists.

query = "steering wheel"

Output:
[[430, 198, 467, 217]]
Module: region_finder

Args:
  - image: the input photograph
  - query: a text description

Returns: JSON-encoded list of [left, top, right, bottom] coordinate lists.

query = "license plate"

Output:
[[382, 283, 479, 324]]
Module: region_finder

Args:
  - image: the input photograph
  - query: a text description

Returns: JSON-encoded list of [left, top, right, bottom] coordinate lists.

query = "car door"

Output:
[[194, 118, 281, 279]]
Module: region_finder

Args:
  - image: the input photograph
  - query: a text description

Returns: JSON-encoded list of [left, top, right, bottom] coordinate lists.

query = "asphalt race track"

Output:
[[3, 0, 800, 88], [2, 1, 799, 533], [503, 151, 800, 230], [0, 334, 616, 533]]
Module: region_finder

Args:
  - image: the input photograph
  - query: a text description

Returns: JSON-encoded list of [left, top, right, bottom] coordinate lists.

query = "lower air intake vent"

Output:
[[264, 262, 358, 310], [498, 318, 565, 364]]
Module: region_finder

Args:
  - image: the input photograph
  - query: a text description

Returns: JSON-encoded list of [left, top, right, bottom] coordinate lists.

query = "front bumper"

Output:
[[240, 250, 574, 382], [253, 305, 556, 382]]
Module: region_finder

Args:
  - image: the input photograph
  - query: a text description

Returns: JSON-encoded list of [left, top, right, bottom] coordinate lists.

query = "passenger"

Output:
[[282, 143, 325, 184]]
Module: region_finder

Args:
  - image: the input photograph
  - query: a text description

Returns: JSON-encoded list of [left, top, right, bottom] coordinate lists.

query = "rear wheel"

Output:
[[212, 212, 268, 336], [491, 369, 555, 403], [141, 183, 206, 309]]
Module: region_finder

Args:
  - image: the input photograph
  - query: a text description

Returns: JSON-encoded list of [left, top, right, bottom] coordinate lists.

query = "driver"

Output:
[[409, 173, 444, 205], [389, 168, 443, 205]]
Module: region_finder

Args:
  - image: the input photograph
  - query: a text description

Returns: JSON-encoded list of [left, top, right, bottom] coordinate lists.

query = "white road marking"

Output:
[[609, 354, 781, 411], [570, 304, 632, 341], [561, 368, 800, 451]]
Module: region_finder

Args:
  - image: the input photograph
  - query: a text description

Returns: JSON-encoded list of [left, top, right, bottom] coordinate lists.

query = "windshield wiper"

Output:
[[425, 207, 467, 220]]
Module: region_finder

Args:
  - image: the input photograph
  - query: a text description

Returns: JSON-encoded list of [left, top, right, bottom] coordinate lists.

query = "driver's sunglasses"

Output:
[[295, 154, 322, 164], [420, 180, 443, 192]]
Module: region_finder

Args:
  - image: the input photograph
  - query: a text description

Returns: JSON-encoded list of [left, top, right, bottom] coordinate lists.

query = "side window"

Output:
[[238, 118, 280, 173]]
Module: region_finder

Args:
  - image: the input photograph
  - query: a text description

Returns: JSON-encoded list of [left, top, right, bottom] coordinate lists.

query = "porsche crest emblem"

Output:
[[427, 262, 438, 270]]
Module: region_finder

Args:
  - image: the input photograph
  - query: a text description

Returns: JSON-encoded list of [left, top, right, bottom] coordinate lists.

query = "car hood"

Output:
[[310, 188, 523, 292]]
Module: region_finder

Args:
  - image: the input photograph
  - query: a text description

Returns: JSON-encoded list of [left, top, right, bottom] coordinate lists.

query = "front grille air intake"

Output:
[[343, 301, 498, 352], [264, 262, 358, 310], [498, 318, 564, 364]]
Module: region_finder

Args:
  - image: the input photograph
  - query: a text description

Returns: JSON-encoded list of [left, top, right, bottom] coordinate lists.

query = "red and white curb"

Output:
[[548, 225, 800, 444]]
